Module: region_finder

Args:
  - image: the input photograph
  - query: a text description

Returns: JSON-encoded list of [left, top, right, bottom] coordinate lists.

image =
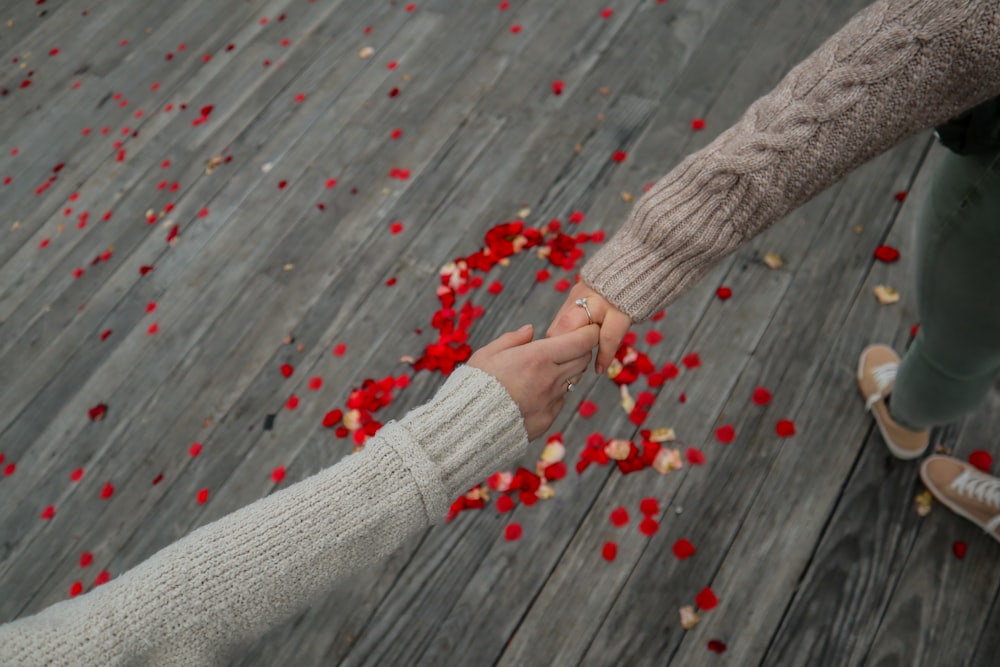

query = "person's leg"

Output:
[[890, 149, 1000, 429]]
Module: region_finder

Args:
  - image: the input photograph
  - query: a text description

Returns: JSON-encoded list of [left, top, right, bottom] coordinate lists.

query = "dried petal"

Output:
[[874, 285, 900, 304], [763, 252, 783, 269], [653, 448, 683, 474], [680, 606, 701, 629]]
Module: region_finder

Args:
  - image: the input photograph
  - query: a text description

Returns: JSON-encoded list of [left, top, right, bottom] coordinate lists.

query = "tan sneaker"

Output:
[[921, 455, 1000, 542], [857, 345, 930, 460]]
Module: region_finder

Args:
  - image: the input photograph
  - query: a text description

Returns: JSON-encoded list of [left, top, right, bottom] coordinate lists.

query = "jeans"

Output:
[[891, 148, 1000, 430]]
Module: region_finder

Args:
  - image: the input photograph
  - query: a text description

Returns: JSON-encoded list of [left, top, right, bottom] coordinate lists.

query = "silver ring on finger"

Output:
[[566, 381, 575, 393], [575, 297, 594, 325]]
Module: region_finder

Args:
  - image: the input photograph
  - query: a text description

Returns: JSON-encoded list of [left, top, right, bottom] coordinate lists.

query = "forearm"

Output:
[[583, 0, 1000, 320], [0, 366, 526, 666]]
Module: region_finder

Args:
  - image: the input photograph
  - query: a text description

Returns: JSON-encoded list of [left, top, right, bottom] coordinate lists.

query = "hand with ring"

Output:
[[547, 281, 632, 376]]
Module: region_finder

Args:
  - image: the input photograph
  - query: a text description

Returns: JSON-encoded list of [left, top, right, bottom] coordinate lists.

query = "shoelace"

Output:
[[950, 469, 1000, 533], [865, 362, 898, 411]]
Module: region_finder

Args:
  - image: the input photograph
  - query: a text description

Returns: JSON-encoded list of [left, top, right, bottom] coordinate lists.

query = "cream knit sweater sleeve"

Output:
[[0, 366, 527, 667], [582, 0, 1000, 321]]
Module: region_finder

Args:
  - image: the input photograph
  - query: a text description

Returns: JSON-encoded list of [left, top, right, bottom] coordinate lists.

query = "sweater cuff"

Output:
[[581, 171, 746, 321], [396, 365, 528, 505]]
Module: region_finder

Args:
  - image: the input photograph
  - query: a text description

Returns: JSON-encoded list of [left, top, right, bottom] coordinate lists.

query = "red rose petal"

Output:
[[895, 191, 908, 202], [600, 8, 614, 18], [536, 269, 551, 282], [568, 211, 585, 224], [389, 221, 404, 235], [496, 494, 515, 513], [271, 466, 286, 484], [686, 447, 706, 465], [93, 570, 110, 586], [147, 323, 159, 335], [488, 280, 503, 295], [69, 581, 83, 597], [682, 353, 701, 369], [716, 286, 732, 300], [645, 330, 663, 346], [639, 497, 660, 516], [610, 506, 629, 526], [504, 523, 522, 541], [196, 488, 209, 504], [672, 538, 696, 560], [691, 118, 706, 131], [715, 424, 735, 444], [40, 505, 55, 520], [968, 450, 993, 473], [79, 552, 93, 568], [509, 24, 522, 33], [578, 400, 598, 418], [551, 80, 564, 95], [70, 467, 84, 482], [639, 516, 659, 536], [775, 419, 796, 437], [188, 442, 202, 457], [286, 395, 299, 410], [695, 586, 719, 611], [332, 343, 347, 356], [88, 403, 107, 421], [752, 386, 772, 406], [3, 463, 15, 477], [322, 409, 343, 427], [307, 376, 323, 391], [874, 245, 900, 263], [602, 541, 618, 561], [953, 540, 967, 559], [280, 363, 294, 378], [554, 278, 571, 292], [100, 482, 114, 499], [611, 150, 627, 163], [707, 639, 727, 654]]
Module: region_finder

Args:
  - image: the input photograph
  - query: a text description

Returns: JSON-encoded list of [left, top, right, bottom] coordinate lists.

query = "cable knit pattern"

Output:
[[0, 366, 526, 666], [582, 0, 1000, 321]]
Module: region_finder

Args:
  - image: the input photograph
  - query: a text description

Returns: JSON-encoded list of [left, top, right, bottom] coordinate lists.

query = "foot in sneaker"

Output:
[[857, 345, 929, 459], [921, 455, 1000, 543]]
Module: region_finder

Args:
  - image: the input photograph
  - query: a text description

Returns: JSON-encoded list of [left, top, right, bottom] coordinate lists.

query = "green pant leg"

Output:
[[891, 149, 1000, 430]]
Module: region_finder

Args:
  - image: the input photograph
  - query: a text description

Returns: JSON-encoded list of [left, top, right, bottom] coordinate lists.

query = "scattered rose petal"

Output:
[[610, 506, 629, 526], [69, 581, 83, 597], [333, 343, 347, 356], [715, 424, 735, 444], [686, 447, 706, 465], [196, 488, 209, 504], [639, 516, 659, 536], [611, 150, 627, 163], [873, 285, 900, 304], [645, 330, 663, 346], [691, 118, 706, 131], [752, 386, 772, 406], [639, 498, 660, 516], [874, 245, 900, 263], [695, 587, 719, 611], [775, 419, 796, 438], [969, 450, 993, 473], [602, 541, 618, 561], [94, 570, 110, 586], [88, 404, 107, 421], [271, 466, 286, 484], [147, 323, 159, 335], [188, 442, 202, 457], [578, 400, 598, 418], [79, 552, 93, 568], [716, 286, 732, 300], [673, 538, 696, 560], [504, 523, 522, 541], [680, 605, 701, 629], [286, 395, 299, 410], [953, 540, 967, 559], [895, 191, 908, 202], [100, 482, 114, 499], [682, 352, 701, 369], [280, 363, 294, 378], [551, 80, 564, 95], [308, 376, 323, 391], [389, 221, 404, 235], [70, 468, 84, 482], [40, 505, 55, 520], [707, 640, 727, 654]]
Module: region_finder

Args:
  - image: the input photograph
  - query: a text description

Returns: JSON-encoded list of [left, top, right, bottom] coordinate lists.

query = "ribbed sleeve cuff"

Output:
[[397, 365, 528, 503]]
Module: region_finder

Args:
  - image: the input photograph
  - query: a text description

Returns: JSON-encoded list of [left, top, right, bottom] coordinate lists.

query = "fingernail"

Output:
[[518, 323, 532, 332]]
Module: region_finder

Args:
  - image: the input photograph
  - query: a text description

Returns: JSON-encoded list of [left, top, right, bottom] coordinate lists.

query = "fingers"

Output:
[[596, 311, 631, 375], [547, 306, 590, 339], [483, 323, 534, 353], [541, 324, 600, 364]]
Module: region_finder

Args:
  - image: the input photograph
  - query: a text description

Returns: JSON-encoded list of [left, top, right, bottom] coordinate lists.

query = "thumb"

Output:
[[488, 323, 534, 351]]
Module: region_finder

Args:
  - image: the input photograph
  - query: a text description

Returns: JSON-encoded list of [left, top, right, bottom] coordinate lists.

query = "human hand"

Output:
[[468, 323, 599, 439], [547, 281, 631, 376]]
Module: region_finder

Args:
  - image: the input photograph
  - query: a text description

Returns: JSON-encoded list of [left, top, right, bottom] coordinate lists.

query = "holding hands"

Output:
[[547, 281, 632, 377], [468, 281, 632, 441]]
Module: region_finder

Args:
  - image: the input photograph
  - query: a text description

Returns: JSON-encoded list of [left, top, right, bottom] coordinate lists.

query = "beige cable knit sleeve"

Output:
[[582, 0, 1000, 321], [0, 366, 527, 667]]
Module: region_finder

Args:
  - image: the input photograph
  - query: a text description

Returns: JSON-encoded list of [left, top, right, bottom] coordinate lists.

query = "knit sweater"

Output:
[[0, 366, 527, 666], [583, 0, 1000, 321]]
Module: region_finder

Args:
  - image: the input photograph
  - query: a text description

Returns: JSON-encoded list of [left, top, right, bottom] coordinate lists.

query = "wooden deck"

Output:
[[1, 0, 997, 664]]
